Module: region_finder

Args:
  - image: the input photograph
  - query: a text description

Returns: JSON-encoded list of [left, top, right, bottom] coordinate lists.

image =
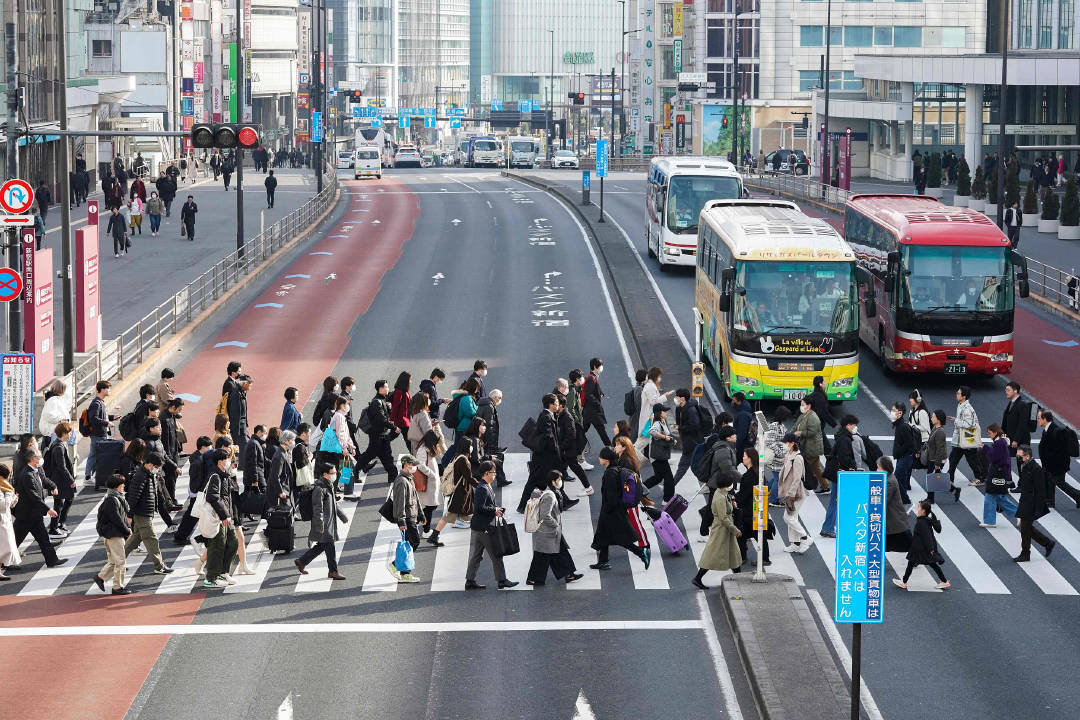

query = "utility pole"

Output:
[[313, 0, 323, 193], [996, 0, 1010, 228], [56, 0, 74, 372], [733, 5, 740, 165], [618, 0, 625, 158], [235, 0, 246, 255], [5, 15, 21, 351], [610, 67, 616, 161], [823, 0, 833, 188]]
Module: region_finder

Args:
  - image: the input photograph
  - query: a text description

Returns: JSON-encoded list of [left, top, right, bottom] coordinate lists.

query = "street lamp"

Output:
[[548, 29, 554, 161], [996, 0, 1010, 227]]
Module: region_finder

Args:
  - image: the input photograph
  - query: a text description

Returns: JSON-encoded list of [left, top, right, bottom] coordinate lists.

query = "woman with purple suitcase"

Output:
[[692, 466, 742, 589], [590, 448, 650, 571]]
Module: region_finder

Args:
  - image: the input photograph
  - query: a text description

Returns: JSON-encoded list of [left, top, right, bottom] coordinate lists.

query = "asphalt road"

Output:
[[527, 168, 1080, 720]]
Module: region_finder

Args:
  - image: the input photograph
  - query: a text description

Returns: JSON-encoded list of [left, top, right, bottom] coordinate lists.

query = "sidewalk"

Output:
[[41, 169, 319, 337]]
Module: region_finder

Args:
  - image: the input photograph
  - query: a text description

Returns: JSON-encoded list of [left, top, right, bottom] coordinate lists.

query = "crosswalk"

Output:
[[4, 453, 1080, 599]]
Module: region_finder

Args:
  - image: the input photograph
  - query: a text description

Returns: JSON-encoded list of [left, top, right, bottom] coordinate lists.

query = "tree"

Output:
[[927, 152, 942, 188], [1059, 176, 1078, 226], [987, 167, 1000, 206], [1023, 179, 1039, 215], [955, 157, 971, 196], [1005, 162, 1021, 207], [971, 166, 985, 200], [1041, 187, 1059, 220]]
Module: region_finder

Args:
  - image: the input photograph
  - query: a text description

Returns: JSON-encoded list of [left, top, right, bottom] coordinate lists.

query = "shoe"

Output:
[[580, 461, 594, 471], [763, 559, 772, 567], [768, 500, 784, 508], [328, 571, 347, 580], [452, 519, 469, 529], [111, 587, 135, 595], [399, 573, 420, 583], [935, 581, 951, 589], [46, 558, 69, 568], [496, 479, 512, 487], [814, 488, 829, 495], [526, 579, 545, 586], [953, 487, 962, 502], [589, 562, 612, 570], [204, 578, 229, 588], [94, 575, 106, 592], [1044, 540, 1056, 558], [580, 487, 595, 497], [153, 565, 174, 575], [563, 498, 580, 510], [464, 580, 486, 590], [235, 564, 255, 576], [783, 543, 801, 553], [565, 572, 584, 584], [426, 530, 444, 547], [979, 523, 997, 528], [692, 577, 708, 590], [48, 529, 66, 539], [294, 560, 308, 575], [819, 531, 836, 538], [642, 547, 651, 570], [891, 578, 908, 590], [114, 253, 120, 258], [1012, 554, 1031, 562], [498, 580, 520, 589]]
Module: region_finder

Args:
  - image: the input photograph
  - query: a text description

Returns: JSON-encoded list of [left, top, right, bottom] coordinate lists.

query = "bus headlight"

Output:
[[901, 352, 923, 360], [664, 246, 681, 256], [831, 377, 855, 389], [734, 375, 760, 387], [990, 353, 1011, 362]]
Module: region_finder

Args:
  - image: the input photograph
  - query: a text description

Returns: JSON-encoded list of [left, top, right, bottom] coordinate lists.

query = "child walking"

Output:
[[893, 499, 950, 590]]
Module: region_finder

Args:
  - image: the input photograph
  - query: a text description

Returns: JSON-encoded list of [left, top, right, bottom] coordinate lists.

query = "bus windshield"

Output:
[[732, 261, 859, 334], [900, 246, 1013, 313], [665, 175, 742, 234]]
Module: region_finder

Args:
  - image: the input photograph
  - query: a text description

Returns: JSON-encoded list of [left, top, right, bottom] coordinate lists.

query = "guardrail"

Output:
[[62, 166, 339, 415]]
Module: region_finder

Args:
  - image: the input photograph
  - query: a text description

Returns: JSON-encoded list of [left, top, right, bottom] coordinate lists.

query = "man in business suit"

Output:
[[465, 461, 519, 590], [1001, 381, 1031, 476], [1037, 410, 1080, 509], [12, 449, 67, 568], [517, 394, 563, 513], [1013, 445, 1056, 562], [1004, 201, 1022, 248]]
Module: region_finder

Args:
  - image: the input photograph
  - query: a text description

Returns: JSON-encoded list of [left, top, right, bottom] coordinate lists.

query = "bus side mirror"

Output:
[[1018, 279, 1030, 298], [718, 267, 735, 312], [885, 251, 900, 294], [717, 295, 730, 313], [742, 187, 751, 199], [1011, 250, 1030, 299], [855, 266, 876, 315]]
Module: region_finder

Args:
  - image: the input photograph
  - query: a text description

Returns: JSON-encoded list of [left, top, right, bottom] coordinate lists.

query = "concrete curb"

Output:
[[721, 573, 854, 720], [102, 184, 342, 403]]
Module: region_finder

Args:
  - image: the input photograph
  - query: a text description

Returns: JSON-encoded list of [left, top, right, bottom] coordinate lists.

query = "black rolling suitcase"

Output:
[[266, 506, 295, 553], [94, 438, 126, 490]]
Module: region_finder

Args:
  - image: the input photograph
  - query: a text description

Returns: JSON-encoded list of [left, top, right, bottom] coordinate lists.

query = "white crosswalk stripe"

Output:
[[8, 454, 1080, 598]]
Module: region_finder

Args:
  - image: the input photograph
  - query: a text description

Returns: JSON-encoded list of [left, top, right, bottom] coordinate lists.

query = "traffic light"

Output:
[[721, 115, 729, 129], [572, 92, 585, 105], [191, 123, 262, 150], [801, 116, 809, 130]]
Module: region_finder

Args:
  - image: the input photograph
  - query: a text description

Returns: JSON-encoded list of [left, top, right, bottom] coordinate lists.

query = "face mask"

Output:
[[333, 384, 341, 393], [892, 411, 902, 420], [596, 366, 603, 374], [851, 425, 859, 435], [553, 480, 563, 490]]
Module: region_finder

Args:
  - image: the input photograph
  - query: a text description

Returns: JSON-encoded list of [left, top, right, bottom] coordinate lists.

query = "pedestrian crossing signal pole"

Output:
[[235, 0, 245, 257], [753, 410, 768, 582]]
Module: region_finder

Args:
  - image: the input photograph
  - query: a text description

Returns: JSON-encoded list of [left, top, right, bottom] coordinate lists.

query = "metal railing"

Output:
[[62, 166, 339, 415], [1026, 258, 1080, 310]]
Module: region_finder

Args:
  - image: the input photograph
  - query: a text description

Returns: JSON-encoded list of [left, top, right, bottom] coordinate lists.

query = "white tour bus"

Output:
[[646, 156, 744, 271]]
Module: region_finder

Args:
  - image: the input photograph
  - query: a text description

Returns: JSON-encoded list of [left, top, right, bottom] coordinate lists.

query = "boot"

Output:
[[426, 529, 444, 547], [192, 557, 205, 577], [235, 562, 255, 576]]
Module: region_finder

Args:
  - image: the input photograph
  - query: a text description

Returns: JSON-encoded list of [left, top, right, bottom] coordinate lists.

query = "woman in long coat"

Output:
[[527, 470, 583, 585], [693, 474, 742, 589], [591, 447, 649, 570], [0, 467, 21, 579]]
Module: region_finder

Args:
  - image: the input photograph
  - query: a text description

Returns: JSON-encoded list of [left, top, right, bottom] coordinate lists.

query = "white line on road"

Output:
[[573, 691, 597, 720], [805, 590, 886, 720], [696, 593, 745, 720], [0, 620, 706, 637], [284, 274, 311, 279], [277, 692, 294, 720], [254, 303, 284, 309]]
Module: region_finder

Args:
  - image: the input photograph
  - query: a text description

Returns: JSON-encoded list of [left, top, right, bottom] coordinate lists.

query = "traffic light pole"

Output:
[[235, 0, 245, 256], [313, 0, 323, 194], [5, 20, 22, 352]]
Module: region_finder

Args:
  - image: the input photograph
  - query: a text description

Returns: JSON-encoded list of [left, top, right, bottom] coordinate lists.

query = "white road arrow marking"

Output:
[[283, 274, 310, 279], [277, 691, 294, 720], [309, 251, 333, 256], [174, 393, 201, 403], [324, 273, 337, 284], [213, 341, 248, 348], [279, 284, 297, 290], [572, 690, 596, 720], [450, 218, 462, 225], [329, 234, 350, 238], [254, 303, 284, 309], [432, 273, 445, 285], [370, 219, 381, 224], [274, 290, 289, 297]]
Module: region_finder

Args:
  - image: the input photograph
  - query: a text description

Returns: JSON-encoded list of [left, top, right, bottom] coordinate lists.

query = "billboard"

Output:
[[701, 104, 752, 158]]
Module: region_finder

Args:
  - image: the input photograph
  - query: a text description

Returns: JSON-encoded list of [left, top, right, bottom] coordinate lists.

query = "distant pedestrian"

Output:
[[881, 456, 912, 553], [635, 367, 673, 457], [0, 465, 21, 580], [210, 152, 221, 181], [106, 206, 127, 258], [180, 195, 197, 242], [778, 434, 811, 553], [1037, 410, 1080, 509], [590, 447, 649, 571], [45, 422, 76, 536], [155, 171, 176, 217], [222, 155, 234, 191], [92, 474, 134, 594], [122, 452, 171, 574], [265, 169, 277, 208], [35, 180, 52, 225], [146, 192, 164, 236], [355, 380, 399, 482], [893, 500, 949, 589], [1004, 201, 1022, 248], [129, 177, 147, 203], [293, 462, 348, 581], [582, 358, 610, 447], [390, 454, 423, 583], [280, 387, 302, 433], [32, 206, 44, 250], [946, 386, 983, 500], [978, 424, 1018, 527]]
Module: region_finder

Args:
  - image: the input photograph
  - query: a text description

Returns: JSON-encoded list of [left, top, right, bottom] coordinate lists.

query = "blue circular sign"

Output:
[[0, 267, 24, 303]]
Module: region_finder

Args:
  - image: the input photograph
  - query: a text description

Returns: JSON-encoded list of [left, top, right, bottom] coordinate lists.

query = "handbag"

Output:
[[925, 471, 951, 492], [190, 490, 211, 519], [394, 531, 415, 573], [378, 494, 396, 524], [959, 424, 981, 449], [197, 508, 221, 540], [487, 517, 520, 558], [930, 548, 946, 565], [319, 423, 343, 454], [295, 461, 314, 488], [650, 435, 672, 462], [412, 467, 428, 493]]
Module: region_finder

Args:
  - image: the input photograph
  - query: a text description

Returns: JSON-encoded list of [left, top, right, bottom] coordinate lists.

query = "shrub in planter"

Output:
[[927, 152, 942, 189], [955, 158, 971, 197], [1005, 162, 1021, 207], [971, 167, 985, 200], [1023, 180, 1039, 213], [1059, 176, 1080, 239], [986, 169, 1000, 209], [1041, 188, 1059, 220]]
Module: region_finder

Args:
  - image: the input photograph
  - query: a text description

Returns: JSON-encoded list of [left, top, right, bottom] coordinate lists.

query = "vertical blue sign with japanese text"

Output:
[[595, 139, 609, 178], [312, 111, 323, 143], [834, 471, 886, 624]]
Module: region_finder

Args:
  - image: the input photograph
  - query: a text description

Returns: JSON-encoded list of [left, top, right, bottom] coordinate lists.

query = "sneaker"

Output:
[[48, 529, 67, 539], [783, 543, 801, 553], [93, 575, 106, 592], [935, 581, 951, 590], [153, 566, 174, 575], [387, 565, 402, 581], [114, 253, 120, 258], [588, 562, 612, 570], [580, 487, 595, 497], [978, 522, 997, 528], [580, 461, 594, 471], [819, 530, 836, 538], [399, 573, 421, 583], [204, 578, 229, 588], [452, 519, 469, 529], [891, 578, 908, 590]]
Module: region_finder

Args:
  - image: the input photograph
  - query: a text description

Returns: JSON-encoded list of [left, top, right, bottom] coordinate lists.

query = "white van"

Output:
[[354, 146, 382, 179]]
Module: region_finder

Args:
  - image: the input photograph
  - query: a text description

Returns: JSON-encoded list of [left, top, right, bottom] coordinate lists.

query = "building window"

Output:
[[874, 27, 893, 45], [800, 25, 823, 46], [1038, 0, 1054, 47], [845, 26, 873, 46], [1062, 0, 1075, 48], [799, 70, 820, 92], [894, 26, 923, 47], [92, 39, 112, 58], [843, 71, 863, 90], [661, 3, 675, 38], [1019, 0, 1034, 47], [661, 45, 676, 80], [942, 27, 967, 47]]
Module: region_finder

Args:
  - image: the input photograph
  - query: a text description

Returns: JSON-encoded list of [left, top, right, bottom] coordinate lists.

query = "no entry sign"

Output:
[[0, 179, 34, 215], [0, 267, 23, 303]]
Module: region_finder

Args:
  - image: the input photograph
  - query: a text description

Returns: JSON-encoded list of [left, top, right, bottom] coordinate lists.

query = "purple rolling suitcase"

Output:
[[662, 494, 689, 522], [653, 511, 689, 553]]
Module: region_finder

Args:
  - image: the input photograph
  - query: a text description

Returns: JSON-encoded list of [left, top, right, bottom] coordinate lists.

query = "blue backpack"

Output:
[[690, 434, 719, 481]]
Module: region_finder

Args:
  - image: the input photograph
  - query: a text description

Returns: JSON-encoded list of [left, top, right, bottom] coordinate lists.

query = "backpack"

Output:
[[443, 395, 463, 429], [215, 393, 229, 417], [745, 417, 759, 451], [1025, 401, 1038, 435], [695, 404, 714, 435], [118, 412, 139, 442], [1065, 427, 1080, 458], [623, 389, 636, 417], [357, 407, 373, 434], [78, 408, 92, 437], [518, 417, 542, 453], [42, 444, 54, 478], [862, 435, 884, 468], [690, 435, 719, 482], [524, 495, 542, 533], [619, 468, 641, 507]]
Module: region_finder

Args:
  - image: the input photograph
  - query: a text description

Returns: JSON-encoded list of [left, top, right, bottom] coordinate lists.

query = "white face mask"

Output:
[[892, 410, 902, 420], [850, 425, 859, 435], [553, 480, 563, 490], [596, 366, 603, 374]]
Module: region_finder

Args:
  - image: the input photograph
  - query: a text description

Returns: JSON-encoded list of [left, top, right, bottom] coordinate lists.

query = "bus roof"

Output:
[[701, 199, 855, 262], [846, 194, 1008, 247], [649, 155, 739, 178]]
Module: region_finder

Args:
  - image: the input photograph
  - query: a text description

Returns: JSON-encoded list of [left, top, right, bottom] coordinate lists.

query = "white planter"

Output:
[[985, 203, 998, 216], [1058, 224, 1080, 240], [968, 198, 985, 211], [1022, 213, 1039, 226], [925, 187, 944, 198], [1038, 218, 1060, 233], [953, 195, 969, 207]]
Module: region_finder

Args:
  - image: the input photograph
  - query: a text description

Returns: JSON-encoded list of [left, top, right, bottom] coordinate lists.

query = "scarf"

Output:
[[0, 475, 14, 494]]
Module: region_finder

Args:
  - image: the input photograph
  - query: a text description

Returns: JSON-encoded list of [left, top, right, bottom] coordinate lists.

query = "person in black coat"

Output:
[[12, 449, 64, 566], [93, 474, 134, 594], [468, 360, 488, 399], [267, 431, 297, 509], [582, 358, 611, 446], [554, 388, 591, 491], [517, 394, 564, 512], [893, 500, 948, 589], [808, 376, 837, 450], [890, 402, 916, 505], [264, 170, 278, 208], [311, 376, 338, 430], [463, 461, 517, 589], [172, 437, 214, 546], [180, 195, 198, 241], [46, 424, 77, 535], [1013, 445, 1056, 562], [419, 369, 446, 418], [673, 389, 707, 484], [122, 454, 170, 573], [734, 451, 769, 568], [1001, 381, 1031, 473], [355, 380, 399, 479], [155, 172, 177, 216], [227, 374, 251, 447], [243, 427, 267, 494], [1037, 410, 1080, 508], [159, 400, 184, 509], [590, 447, 649, 569]]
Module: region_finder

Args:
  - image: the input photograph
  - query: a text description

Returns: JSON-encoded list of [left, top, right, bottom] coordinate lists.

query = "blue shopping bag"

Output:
[[394, 531, 415, 573], [319, 425, 343, 454]]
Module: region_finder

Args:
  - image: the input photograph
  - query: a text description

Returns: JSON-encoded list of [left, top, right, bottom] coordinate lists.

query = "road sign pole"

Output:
[[851, 623, 863, 720], [57, 0, 75, 373]]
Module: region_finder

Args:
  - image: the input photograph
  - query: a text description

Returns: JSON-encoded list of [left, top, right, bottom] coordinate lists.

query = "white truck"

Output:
[[507, 136, 539, 169]]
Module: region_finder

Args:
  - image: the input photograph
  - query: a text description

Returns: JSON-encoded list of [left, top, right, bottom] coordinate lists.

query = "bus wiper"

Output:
[[916, 304, 967, 314], [762, 324, 809, 332]]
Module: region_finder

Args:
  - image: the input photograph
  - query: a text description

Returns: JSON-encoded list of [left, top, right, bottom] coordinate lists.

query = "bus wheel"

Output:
[[878, 334, 892, 375], [658, 255, 669, 273]]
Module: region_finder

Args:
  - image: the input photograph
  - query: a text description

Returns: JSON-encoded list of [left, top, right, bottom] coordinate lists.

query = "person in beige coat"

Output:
[[693, 474, 742, 589], [407, 393, 437, 452], [0, 465, 21, 579], [778, 434, 812, 554]]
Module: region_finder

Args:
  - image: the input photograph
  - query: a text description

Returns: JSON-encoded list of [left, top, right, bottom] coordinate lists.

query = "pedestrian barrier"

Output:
[[61, 165, 339, 415]]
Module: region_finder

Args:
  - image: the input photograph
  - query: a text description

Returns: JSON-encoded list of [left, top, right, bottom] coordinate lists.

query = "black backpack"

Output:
[[695, 404, 714, 435], [118, 412, 139, 442], [357, 407, 373, 434], [1065, 427, 1080, 458], [518, 417, 542, 452], [1025, 401, 1038, 434], [42, 444, 55, 478], [863, 435, 884, 468], [623, 389, 636, 417], [443, 395, 463, 429]]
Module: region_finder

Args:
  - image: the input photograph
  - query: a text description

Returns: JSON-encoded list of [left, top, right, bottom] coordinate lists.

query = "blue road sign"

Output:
[[312, 111, 323, 143], [518, 99, 530, 113], [372, 116, 382, 128], [449, 107, 466, 117], [491, 99, 502, 112], [424, 116, 436, 129], [450, 118, 461, 129], [0, 268, 23, 302], [582, 171, 591, 190], [834, 471, 887, 624], [595, 139, 609, 178], [424, 107, 435, 116], [399, 114, 408, 126], [532, 99, 542, 112]]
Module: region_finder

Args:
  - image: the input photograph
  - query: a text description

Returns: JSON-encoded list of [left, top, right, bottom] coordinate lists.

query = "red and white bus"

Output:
[[844, 194, 1030, 375]]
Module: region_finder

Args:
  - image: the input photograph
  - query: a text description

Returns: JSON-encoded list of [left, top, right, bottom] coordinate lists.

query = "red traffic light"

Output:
[[237, 126, 260, 148], [192, 123, 262, 149]]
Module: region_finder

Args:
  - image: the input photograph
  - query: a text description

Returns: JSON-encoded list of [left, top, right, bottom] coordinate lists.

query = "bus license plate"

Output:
[[782, 389, 807, 401], [945, 363, 967, 375]]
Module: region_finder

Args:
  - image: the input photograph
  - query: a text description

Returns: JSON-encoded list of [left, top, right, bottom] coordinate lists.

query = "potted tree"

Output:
[[1038, 187, 1060, 233], [1005, 162, 1021, 208], [969, 167, 986, 211], [985, 168, 999, 216], [954, 157, 971, 206], [925, 152, 943, 197], [1059, 175, 1080, 240], [1022, 179, 1040, 226]]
